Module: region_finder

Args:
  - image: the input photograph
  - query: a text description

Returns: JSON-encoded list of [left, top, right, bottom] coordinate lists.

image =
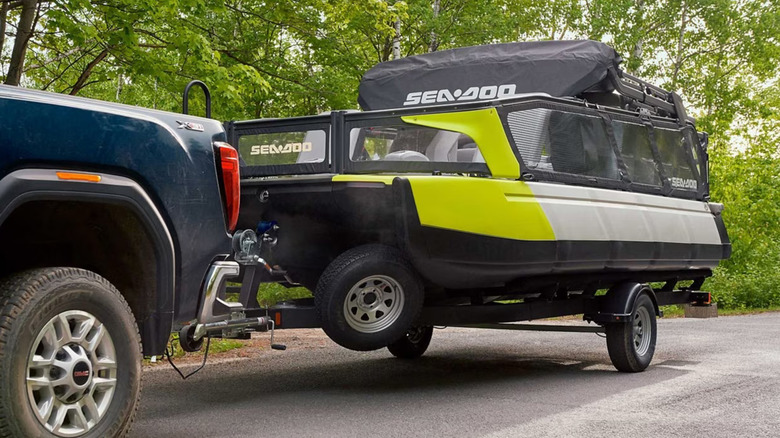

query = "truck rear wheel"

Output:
[[387, 326, 433, 359], [605, 293, 657, 372], [315, 245, 423, 351], [0, 268, 142, 438]]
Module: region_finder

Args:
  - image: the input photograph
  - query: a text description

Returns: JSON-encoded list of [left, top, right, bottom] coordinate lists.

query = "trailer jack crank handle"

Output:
[[269, 320, 287, 351]]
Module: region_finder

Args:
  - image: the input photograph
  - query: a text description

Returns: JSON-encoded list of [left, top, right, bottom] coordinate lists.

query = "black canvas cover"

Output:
[[358, 40, 622, 111]]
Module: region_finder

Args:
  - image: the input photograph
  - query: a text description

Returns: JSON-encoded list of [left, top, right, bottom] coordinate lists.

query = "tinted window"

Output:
[[613, 121, 661, 186], [683, 128, 703, 176], [238, 130, 327, 166], [350, 125, 482, 164], [507, 108, 619, 179], [655, 128, 698, 190]]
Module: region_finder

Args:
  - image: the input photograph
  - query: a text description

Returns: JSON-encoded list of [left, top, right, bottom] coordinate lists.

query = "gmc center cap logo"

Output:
[[73, 362, 91, 386], [403, 84, 518, 106]]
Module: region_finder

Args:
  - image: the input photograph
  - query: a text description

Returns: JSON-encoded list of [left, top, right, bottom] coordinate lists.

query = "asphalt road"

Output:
[[131, 313, 780, 438]]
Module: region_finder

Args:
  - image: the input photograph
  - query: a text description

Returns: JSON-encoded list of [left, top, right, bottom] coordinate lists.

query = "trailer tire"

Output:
[[315, 245, 423, 351], [387, 326, 433, 359], [606, 293, 657, 372], [0, 268, 142, 438]]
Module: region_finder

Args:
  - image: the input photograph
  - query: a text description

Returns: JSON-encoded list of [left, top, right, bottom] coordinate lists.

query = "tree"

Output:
[[2, 0, 41, 85], [1, 0, 777, 308]]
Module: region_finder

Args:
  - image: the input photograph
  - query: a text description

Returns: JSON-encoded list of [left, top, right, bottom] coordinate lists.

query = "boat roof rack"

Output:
[[606, 68, 693, 126]]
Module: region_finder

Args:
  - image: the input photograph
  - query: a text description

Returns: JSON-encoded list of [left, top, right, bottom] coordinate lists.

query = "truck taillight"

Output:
[[214, 142, 240, 232]]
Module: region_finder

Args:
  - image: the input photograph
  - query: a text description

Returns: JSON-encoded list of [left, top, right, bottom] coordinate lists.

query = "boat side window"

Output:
[[350, 124, 481, 164], [507, 108, 620, 181], [655, 127, 699, 190], [682, 128, 704, 177], [612, 121, 662, 186], [237, 130, 327, 166]]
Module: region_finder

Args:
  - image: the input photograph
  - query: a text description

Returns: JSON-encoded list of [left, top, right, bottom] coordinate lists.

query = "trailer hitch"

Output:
[[179, 228, 289, 352]]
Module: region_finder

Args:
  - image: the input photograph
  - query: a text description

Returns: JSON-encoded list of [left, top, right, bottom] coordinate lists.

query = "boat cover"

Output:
[[358, 40, 622, 111]]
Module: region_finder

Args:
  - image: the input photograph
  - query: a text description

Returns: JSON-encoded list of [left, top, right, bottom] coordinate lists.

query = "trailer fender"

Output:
[[586, 282, 659, 324]]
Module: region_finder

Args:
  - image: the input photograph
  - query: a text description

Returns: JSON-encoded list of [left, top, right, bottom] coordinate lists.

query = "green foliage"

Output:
[[257, 283, 312, 308], [2, 0, 778, 309], [163, 336, 244, 360], [706, 137, 780, 309]]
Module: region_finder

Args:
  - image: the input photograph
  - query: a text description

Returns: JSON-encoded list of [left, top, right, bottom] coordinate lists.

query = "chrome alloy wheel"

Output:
[[633, 306, 653, 356], [26, 310, 118, 437], [343, 275, 405, 334]]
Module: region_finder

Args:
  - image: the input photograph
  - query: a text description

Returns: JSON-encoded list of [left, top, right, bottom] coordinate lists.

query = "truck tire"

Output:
[[387, 326, 433, 359], [0, 268, 142, 438], [315, 245, 423, 351], [605, 293, 657, 372]]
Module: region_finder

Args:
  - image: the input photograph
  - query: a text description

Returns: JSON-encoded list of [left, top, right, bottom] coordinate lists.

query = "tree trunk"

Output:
[[0, 1, 9, 59], [4, 0, 38, 85], [116, 73, 123, 101], [428, 0, 440, 53], [392, 17, 401, 60], [629, 0, 645, 71], [671, 1, 688, 87]]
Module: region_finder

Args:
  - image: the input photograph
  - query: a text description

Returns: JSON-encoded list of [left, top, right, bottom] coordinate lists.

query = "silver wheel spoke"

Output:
[[27, 376, 52, 389], [50, 405, 68, 434], [39, 399, 56, 424], [49, 376, 70, 388], [63, 345, 81, 361], [80, 395, 100, 425], [375, 302, 391, 315], [73, 404, 90, 430], [30, 355, 55, 368], [85, 323, 106, 353], [54, 314, 73, 344], [94, 357, 117, 372], [52, 359, 71, 371], [92, 376, 117, 390], [40, 324, 59, 354], [72, 316, 96, 344]]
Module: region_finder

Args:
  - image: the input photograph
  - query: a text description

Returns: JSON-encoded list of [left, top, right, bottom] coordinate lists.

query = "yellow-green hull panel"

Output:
[[406, 176, 555, 241], [332, 174, 397, 185]]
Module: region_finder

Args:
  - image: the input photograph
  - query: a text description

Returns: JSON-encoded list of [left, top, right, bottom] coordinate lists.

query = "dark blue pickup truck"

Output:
[[0, 84, 241, 437]]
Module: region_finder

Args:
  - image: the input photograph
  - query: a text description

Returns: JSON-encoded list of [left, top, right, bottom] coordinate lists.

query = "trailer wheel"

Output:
[[606, 293, 657, 372], [0, 268, 142, 438], [315, 245, 423, 351], [387, 326, 433, 359]]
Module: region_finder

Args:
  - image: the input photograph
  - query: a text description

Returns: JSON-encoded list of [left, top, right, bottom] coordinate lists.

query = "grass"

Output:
[[145, 337, 246, 364], [660, 304, 780, 318], [256, 283, 312, 307]]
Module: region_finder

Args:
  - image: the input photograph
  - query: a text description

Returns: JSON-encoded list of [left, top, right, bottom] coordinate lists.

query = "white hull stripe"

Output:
[[526, 182, 722, 245]]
